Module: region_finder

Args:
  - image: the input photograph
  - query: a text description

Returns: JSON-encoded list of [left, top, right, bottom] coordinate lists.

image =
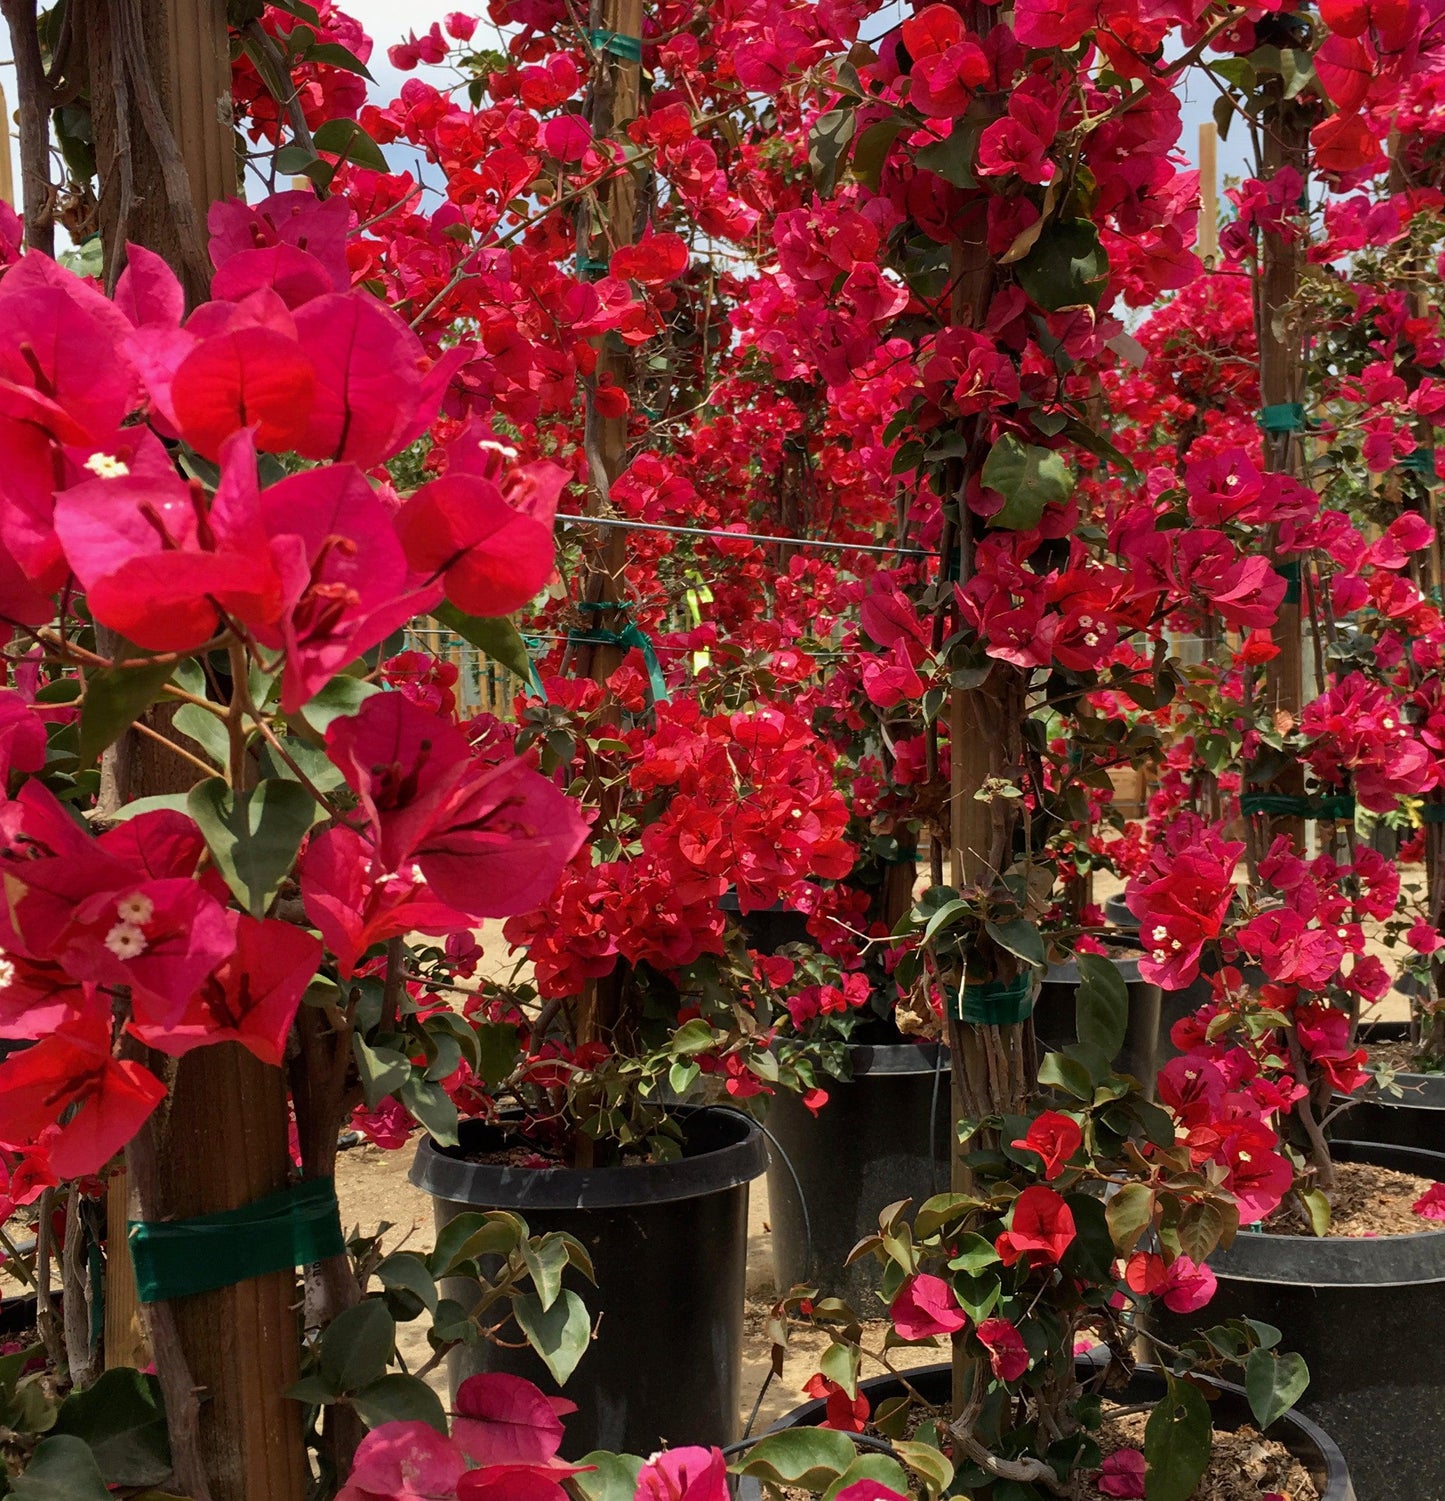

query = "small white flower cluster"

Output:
[[105, 891, 154, 959]]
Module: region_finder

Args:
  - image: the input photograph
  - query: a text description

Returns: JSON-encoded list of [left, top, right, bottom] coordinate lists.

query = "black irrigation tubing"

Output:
[[556, 511, 934, 559], [697, 1104, 813, 1282]]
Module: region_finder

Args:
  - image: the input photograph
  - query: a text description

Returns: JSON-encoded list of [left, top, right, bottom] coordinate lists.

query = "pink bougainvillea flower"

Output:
[[395, 431, 564, 617], [324, 693, 589, 919], [451, 1373, 575, 1468], [976, 1316, 1030, 1380], [994, 1186, 1077, 1267], [889, 1272, 968, 1339], [634, 1446, 729, 1501], [1124, 1252, 1217, 1313], [1010, 1110, 1082, 1180], [0, 1016, 166, 1178], [611, 230, 690, 285], [1413, 1184, 1445, 1221], [127, 914, 322, 1065], [803, 1372, 870, 1431], [337, 1421, 466, 1501], [1098, 1448, 1147, 1499], [248, 463, 442, 712], [0, 690, 48, 779]]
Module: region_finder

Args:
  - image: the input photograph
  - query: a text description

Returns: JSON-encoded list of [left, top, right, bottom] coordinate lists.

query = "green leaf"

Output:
[[851, 117, 904, 190], [1300, 1188, 1331, 1238], [915, 121, 979, 188], [1015, 218, 1110, 311], [52, 1369, 169, 1488], [295, 673, 380, 733], [980, 435, 1075, 531], [521, 1235, 570, 1314], [428, 1211, 525, 1278], [914, 1193, 980, 1240], [671, 1017, 716, 1056], [807, 106, 857, 194], [351, 1373, 447, 1433], [1076, 952, 1128, 1059], [312, 117, 389, 171], [399, 1075, 460, 1147], [78, 652, 174, 767], [1177, 1199, 1228, 1265], [893, 1438, 954, 1496], [187, 777, 320, 917], [374, 1251, 439, 1315], [304, 40, 375, 78], [171, 702, 231, 770], [820, 1340, 861, 1400], [1143, 1374, 1212, 1501], [512, 1288, 591, 1385], [946, 1231, 999, 1274], [572, 1452, 646, 1501], [1105, 1182, 1154, 1257], [474, 1022, 519, 1090], [318, 1299, 396, 1393], [1245, 1348, 1309, 1430], [10, 1436, 112, 1500], [108, 794, 193, 822], [353, 1037, 411, 1109], [433, 603, 534, 681], [1038, 1049, 1093, 1101], [984, 918, 1046, 968], [736, 1428, 860, 1491]]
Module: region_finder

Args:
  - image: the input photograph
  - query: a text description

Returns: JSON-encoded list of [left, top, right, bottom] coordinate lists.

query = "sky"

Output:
[[0, 2, 1251, 241]]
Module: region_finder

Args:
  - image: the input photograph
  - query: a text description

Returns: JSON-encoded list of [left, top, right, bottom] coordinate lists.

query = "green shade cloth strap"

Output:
[[1261, 403, 1309, 435], [1239, 791, 1356, 820], [570, 601, 669, 703], [129, 1177, 345, 1304], [1400, 449, 1439, 479], [586, 28, 644, 61], [575, 254, 611, 281], [951, 971, 1036, 1025]]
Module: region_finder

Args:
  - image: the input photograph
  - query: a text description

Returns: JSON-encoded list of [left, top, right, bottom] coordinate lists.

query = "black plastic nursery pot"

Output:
[[765, 1040, 950, 1308], [719, 890, 812, 955], [1153, 1140, 1445, 1501], [1333, 1021, 1445, 1155], [1033, 946, 1162, 1095], [409, 1105, 768, 1458], [735, 1359, 1353, 1501]]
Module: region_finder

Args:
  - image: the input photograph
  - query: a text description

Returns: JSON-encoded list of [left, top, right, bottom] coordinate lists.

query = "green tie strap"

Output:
[[575, 254, 611, 281], [1261, 403, 1309, 435], [587, 28, 644, 61], [951, 971, 1036, 1025], [129, 1177, 345, 1304], [1400, 449, 1439, 479], [570, 601, 669, 703], [1276, 559, 1302, 605], [1239, 791, 1356, 821]]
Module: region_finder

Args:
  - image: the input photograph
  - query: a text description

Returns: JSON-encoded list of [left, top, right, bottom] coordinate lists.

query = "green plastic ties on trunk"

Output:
[[586, 28, 643, 61], [569, 601, 669, 702], [1239, 792, 1355, 821], [951, 971, 1037, 1025], [128, 1176, 345, 1304]]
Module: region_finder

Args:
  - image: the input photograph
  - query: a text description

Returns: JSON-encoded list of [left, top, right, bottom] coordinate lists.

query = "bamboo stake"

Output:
[[1198, 121, 1218, 267]]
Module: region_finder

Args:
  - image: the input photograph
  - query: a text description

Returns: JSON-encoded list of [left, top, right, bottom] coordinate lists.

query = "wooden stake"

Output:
[[1257, 83, 1310, 854], [0, 81, 15, 208], [1198, 122, 1218, 268], [79, 4, 308, 1497]]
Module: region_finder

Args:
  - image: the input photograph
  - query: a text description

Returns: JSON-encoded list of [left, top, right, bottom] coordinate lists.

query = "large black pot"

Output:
[[410, 1105, 767, 1458], [1333, 1021, 1445, 1154], [736, 1359, 1353, 1501], [1154, 1140, 1445, 1501], [1033, 947, 1162, 1095], [765, 1041, 950, 1309], [719, 891, 811, 955]]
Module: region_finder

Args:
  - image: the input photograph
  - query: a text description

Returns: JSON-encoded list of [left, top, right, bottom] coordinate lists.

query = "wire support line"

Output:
[[555, 511, 933, 558]]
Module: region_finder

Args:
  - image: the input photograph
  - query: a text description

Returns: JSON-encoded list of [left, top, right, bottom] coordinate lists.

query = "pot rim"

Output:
[[409, 1102, 768, 1211], [1209, 1140, 1445, 1288], [740, 1358, 1352, 1501]]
